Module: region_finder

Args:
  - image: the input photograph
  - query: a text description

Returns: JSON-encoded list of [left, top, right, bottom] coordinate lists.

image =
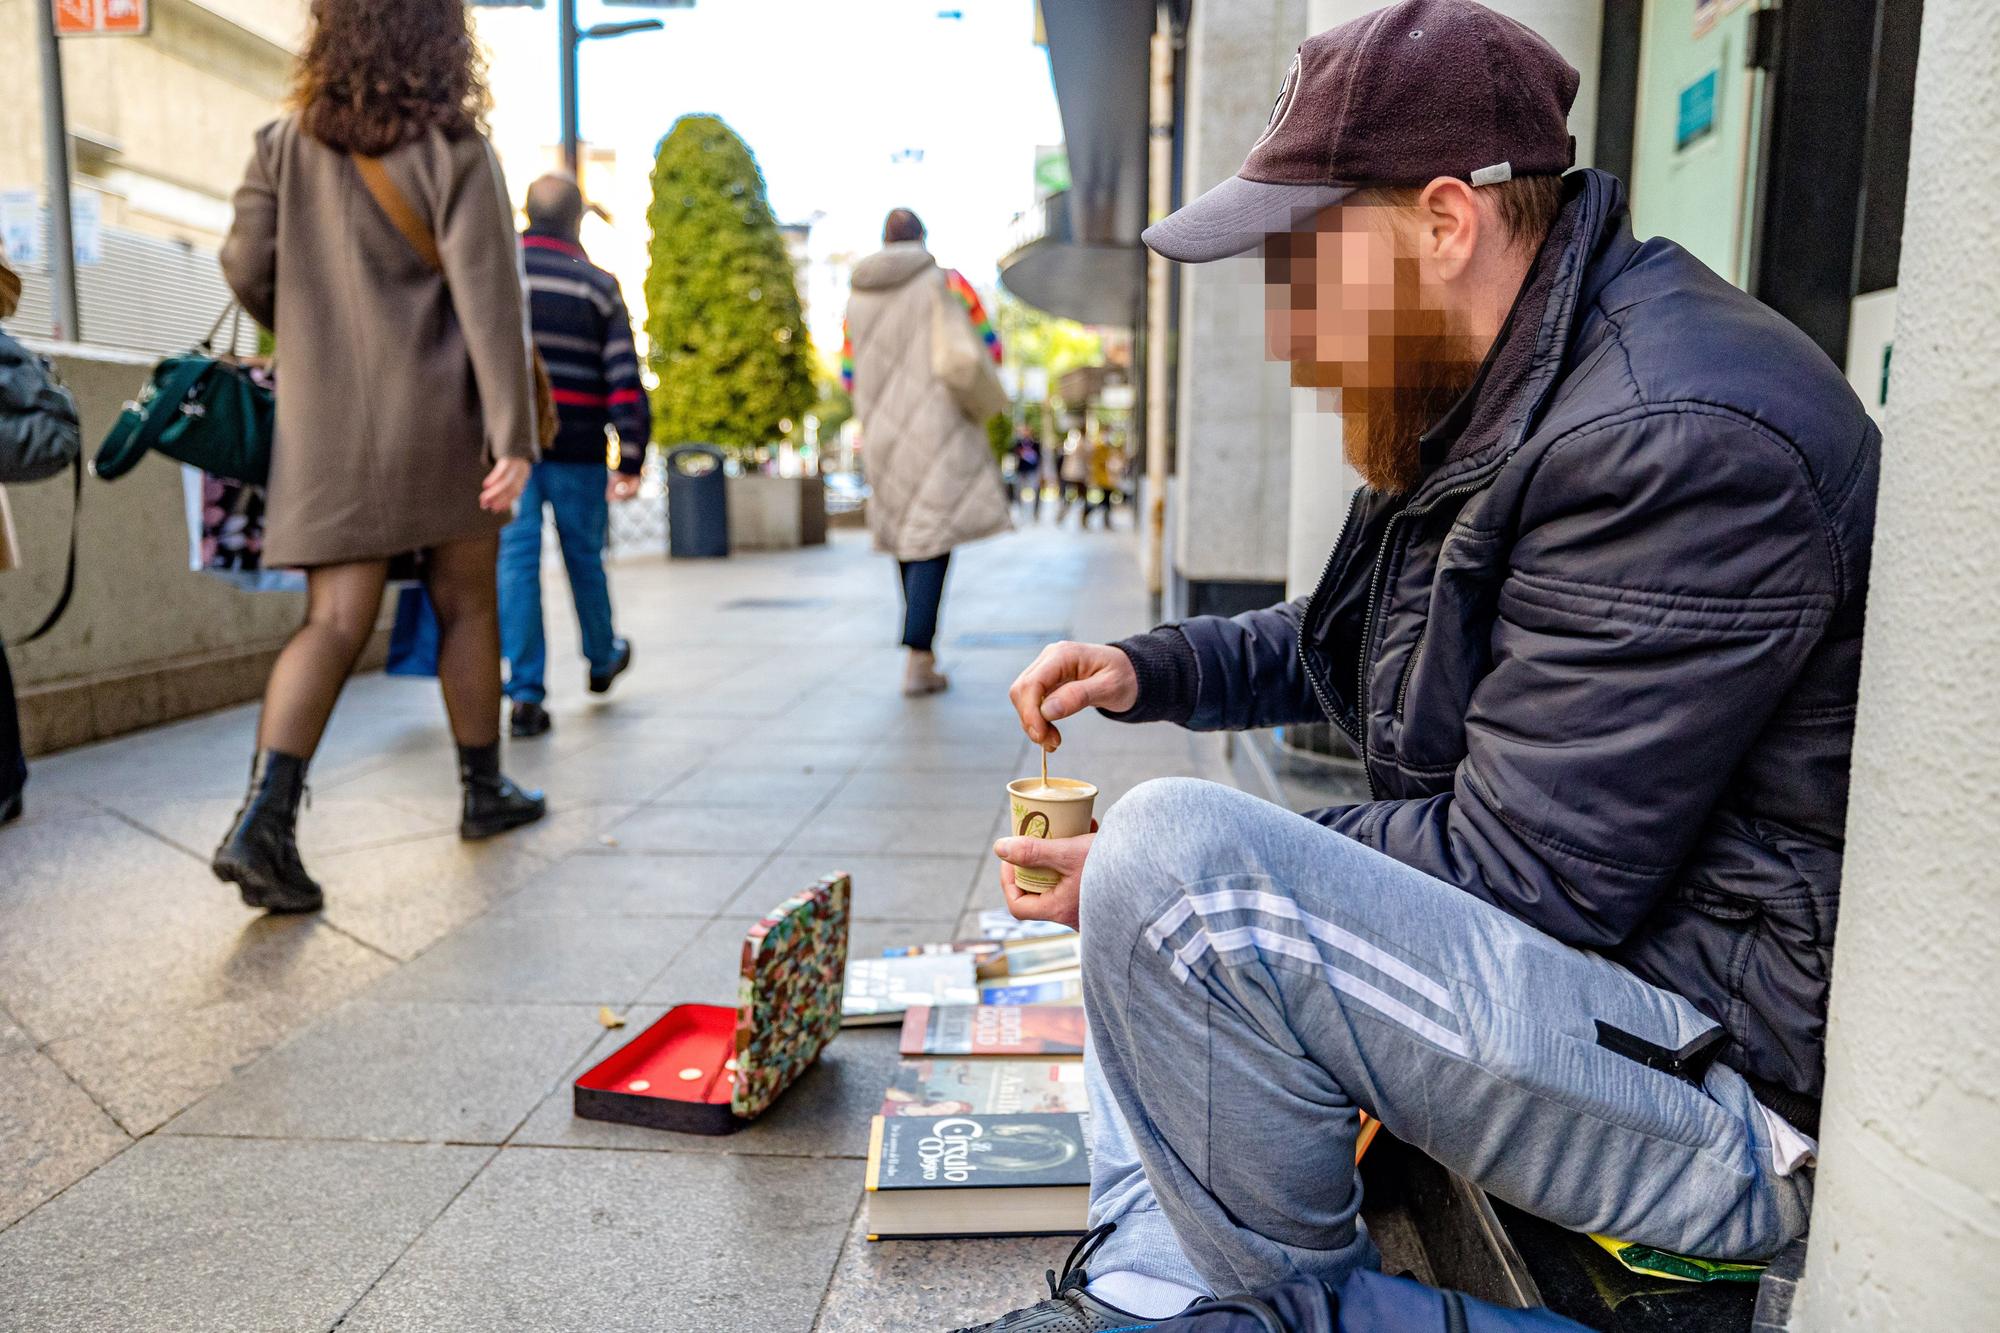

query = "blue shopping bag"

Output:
[[385, 584, 440, 678]]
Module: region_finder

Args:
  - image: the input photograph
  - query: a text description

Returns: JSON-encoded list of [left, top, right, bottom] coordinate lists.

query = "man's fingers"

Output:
[[1040, 679, 1098, 724], [993, 836, 1058, 869]]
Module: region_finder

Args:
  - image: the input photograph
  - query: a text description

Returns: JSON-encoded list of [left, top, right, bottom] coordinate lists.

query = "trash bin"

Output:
[[665, 445, 729, 558]]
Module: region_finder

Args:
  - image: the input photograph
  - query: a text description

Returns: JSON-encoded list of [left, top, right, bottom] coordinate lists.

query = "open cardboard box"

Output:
[[574, 873, 850, 1136]]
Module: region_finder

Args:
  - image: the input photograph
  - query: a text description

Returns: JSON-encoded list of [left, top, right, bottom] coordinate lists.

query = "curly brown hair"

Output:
[[294, 0, 490, 156]]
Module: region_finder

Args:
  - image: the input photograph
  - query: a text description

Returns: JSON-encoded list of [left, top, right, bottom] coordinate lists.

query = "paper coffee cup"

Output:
[[1004, 777, 1098, 892]]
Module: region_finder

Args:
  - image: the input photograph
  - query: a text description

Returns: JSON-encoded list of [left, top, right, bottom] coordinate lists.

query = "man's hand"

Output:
[[607, 472, 642, 502], [481, 457, 532, 512], [1009, 642, 1139, 750], [994, 830, 1095, 931]]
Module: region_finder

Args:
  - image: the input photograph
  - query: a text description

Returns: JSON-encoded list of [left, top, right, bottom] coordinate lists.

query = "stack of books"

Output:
[[846, 914, 1380, 1240], [851, 917, 1092, 1239]]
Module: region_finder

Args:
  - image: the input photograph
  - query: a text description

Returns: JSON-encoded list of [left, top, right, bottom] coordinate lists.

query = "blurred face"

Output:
[[1264, 200, 1485, 493]]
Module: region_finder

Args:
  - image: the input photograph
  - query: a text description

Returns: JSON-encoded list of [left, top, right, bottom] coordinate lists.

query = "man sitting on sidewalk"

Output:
[[499, 173, 648, 738], [969, 2, 1878, 1328]]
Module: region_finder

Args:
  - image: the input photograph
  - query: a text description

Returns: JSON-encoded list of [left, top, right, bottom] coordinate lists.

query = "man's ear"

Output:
[[1415, 177, 1481, 281]]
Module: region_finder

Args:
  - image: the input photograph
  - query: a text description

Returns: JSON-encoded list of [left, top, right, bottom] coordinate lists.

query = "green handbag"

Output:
[[94, 304, 273, 485]]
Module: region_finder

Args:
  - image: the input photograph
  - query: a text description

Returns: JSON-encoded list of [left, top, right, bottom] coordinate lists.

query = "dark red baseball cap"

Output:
[[1143, 0, 1579, 263]]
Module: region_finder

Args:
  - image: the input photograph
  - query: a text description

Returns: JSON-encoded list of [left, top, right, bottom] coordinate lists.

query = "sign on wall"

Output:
[[1676, 69, 1720, 150], [0, 191, 106, 267], [54, 0, 149, 36]]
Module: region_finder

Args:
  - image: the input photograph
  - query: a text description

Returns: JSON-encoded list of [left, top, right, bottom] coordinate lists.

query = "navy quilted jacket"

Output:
[[1113, 171, 1878, 1109]]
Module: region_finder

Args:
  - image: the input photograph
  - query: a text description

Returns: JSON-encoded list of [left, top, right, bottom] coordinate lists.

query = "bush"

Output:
[[644, 115, 814, 460]]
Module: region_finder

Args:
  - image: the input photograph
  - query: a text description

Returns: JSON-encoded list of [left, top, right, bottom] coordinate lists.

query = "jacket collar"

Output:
[[1406, 168, 1628, 503], [523, 229, 587, 260]]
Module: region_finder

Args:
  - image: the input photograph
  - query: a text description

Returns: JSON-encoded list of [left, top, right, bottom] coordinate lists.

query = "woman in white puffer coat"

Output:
[[842, 209, 1011, 696]]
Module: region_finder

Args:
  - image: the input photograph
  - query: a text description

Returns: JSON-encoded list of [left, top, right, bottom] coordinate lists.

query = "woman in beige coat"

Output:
[[843, 210, 1011, 695], [212, 0, 544, 914]]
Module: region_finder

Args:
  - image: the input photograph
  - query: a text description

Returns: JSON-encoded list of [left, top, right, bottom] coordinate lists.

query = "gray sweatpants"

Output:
[[1079, 778, 1815, 1296]]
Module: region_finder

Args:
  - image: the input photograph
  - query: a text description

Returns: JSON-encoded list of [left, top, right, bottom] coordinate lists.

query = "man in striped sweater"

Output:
[[499, 173, 652, 738]]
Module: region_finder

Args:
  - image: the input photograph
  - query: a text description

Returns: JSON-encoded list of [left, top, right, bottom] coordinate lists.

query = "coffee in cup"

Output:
[[1004, 777, 1098, 892]]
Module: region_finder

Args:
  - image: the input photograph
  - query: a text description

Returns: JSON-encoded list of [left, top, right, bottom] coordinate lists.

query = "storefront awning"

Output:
[[1000, 0, 1154, 326]]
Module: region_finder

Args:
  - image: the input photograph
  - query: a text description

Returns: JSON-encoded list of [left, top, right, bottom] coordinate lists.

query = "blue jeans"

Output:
[[1080, 778, 1815, 1296], [499, 461, 617, 705]]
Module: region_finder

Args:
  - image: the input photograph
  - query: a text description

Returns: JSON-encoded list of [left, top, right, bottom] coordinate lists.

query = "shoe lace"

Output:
[[1045, 1221, 1118, 1301]]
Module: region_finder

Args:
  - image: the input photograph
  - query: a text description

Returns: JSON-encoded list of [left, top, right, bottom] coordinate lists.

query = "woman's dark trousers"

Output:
[[0, 637, 25, 813], [898, 554, 951, 653]]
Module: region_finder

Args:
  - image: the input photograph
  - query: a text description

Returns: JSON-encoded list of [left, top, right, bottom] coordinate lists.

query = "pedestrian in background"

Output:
[[0, 253, 82, 828], [499, 172, 647, 739], [213, 0, 545, 915], [842, 208, 1011, 696], [1012, 427, 1043, 520], [1058, 426, 1090, 525]]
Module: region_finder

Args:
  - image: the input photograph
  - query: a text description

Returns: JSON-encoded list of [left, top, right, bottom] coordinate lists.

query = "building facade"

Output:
[[2, 0, 308, 351]]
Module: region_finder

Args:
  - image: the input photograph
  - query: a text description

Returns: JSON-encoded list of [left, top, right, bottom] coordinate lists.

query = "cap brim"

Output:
[[1142, 176, 1356, 263]]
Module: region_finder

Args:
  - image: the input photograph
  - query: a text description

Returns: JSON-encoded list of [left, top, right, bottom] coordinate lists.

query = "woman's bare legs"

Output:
[[426, 530, 545, 838], [425, 531, 504, 746], [256, 559, 391, 756], [217, 558, 388, 913]]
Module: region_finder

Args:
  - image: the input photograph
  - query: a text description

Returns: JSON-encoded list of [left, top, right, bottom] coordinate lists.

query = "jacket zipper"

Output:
[[1343, 475, 1499, 800], [1298, 487, 1369, 746], [1394, 625, 1427, 718]]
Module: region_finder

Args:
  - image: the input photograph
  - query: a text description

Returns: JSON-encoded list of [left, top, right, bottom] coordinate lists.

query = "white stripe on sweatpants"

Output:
[[1164, 924, 1470, 1058], [1145, 888, 1457, 1012]]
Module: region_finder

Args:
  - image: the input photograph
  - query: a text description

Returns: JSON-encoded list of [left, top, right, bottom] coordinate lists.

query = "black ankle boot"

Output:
[[458, 741, 546, 841], [212, 749, 323, 913]]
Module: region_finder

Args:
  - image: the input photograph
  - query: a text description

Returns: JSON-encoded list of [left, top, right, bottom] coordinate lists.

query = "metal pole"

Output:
[[558, 0, 582, 181], [33, 0, 80, 342]]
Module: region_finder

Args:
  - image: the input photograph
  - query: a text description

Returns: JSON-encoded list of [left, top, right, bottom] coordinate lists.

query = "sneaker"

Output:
[[510, 701, 553, 738], [1, 792, 21, 826], [588, 638, 633, 695], [947, 1225, 1159, 1332]]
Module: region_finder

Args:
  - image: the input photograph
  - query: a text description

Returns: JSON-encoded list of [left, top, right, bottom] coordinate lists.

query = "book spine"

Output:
[[866, 1115, 885, 1192]]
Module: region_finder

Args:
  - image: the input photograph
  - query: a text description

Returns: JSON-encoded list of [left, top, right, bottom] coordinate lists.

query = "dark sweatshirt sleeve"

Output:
[[602, 280, 651, 476], [1100, 597, 1326, 732], [1103, 628, 1199, 724]]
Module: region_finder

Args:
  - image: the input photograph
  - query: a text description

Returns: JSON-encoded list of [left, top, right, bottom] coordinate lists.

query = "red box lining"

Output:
[[575, 1005, 738, 1108]]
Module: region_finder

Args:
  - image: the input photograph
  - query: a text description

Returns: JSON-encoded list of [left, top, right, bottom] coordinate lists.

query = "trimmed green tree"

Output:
[[644, 115, 814, 458]]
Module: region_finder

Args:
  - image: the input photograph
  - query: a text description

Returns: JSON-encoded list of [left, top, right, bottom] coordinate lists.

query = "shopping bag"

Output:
[[385, 585, 440, 678]]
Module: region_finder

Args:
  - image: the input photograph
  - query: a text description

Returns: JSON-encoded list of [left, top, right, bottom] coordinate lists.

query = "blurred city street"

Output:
[[0, 520, 1237, 1331]]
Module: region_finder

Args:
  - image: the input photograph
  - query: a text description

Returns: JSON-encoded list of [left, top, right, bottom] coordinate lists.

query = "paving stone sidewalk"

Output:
[[0, 519, 1236, 1332]]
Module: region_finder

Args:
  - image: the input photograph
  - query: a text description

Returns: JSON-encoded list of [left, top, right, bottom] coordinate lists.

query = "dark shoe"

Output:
[[212, 750, 324, 913], [510, 700, 552, 738], [458, 741, 547, 841], [947, 1226, 1157, 1332], [0, 792, 21, 826], [587, 638, 632, 695]]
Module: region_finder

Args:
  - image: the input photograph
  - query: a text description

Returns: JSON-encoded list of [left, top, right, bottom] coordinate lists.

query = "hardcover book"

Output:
[[997, 935, 1081, 977], [980, 967, 1082, 1006], [842, 954, 979, 1026], [865, 1112, 1092, 1238], [977, 910, 1076, 941], [899, 1004, 1088, 1057], [882, 1058, 1090, 1117]]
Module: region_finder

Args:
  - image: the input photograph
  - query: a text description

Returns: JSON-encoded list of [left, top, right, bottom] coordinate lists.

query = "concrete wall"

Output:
[[0, 344, 351, 755], [1793, 0, 2000, 1325], [1169, 0, 1307, 600]]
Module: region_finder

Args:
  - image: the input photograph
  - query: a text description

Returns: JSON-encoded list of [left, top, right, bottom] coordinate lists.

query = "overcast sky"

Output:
[[474, 0, 1063, 346]]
